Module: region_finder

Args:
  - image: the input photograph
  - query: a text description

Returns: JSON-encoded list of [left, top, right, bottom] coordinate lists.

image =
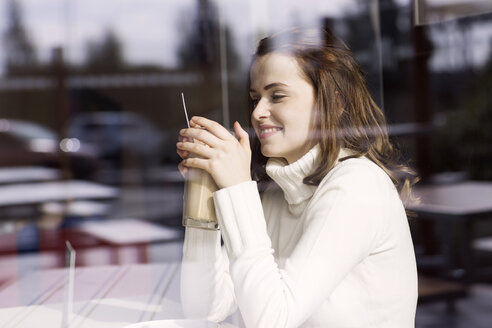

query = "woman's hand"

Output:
[[176, 116, 252, 189], [176, 134, 191, 177]]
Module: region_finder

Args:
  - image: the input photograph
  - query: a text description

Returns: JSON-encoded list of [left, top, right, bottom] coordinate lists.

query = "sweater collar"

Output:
[[265, 145, 353, 206]]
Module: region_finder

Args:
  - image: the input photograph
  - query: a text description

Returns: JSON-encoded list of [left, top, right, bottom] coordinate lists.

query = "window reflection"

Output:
[[414, 0, 492, 26], [0, 1, 491, 325]]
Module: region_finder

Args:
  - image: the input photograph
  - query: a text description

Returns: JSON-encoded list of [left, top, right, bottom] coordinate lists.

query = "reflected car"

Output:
[[67, 111, 165, 170], [0, 119, 99, 180]]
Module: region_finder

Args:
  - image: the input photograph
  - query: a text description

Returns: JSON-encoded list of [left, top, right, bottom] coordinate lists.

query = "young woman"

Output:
[[176, 27, 418, 328]]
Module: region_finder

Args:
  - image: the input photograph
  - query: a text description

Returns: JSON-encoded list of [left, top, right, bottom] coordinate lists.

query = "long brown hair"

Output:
[[249, 27, 418, 203]]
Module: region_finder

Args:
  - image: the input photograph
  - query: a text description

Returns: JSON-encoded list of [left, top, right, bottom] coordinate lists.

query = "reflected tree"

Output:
[[434, 47, 492, 179], [177, 0, 218, 69], [324, 1, 382, 107], [175, 0, 243, 126], [2, 0, 38, 76], [85, 28, 126, 73], [176, 0, 239, 71]]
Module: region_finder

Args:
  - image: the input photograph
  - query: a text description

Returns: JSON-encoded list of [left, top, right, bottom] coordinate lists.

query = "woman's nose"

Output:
[[252, 99, 270, 120]]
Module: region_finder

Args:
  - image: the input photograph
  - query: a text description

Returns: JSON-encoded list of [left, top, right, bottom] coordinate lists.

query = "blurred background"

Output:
[[0, 0, 491, 326]]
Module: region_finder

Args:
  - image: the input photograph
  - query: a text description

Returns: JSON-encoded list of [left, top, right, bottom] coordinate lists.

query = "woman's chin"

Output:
[[260, 146, 274, 158], [260, 146, 281, 159]]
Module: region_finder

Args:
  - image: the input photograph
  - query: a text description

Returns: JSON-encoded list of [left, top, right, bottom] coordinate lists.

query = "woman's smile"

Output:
[[259, 125, 283, 139]]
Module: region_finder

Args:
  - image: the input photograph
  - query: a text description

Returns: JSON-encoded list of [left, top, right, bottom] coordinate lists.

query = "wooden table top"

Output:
[[407, 181, 492, 216]]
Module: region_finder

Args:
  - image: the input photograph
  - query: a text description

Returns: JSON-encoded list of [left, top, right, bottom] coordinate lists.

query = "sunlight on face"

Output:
[[250, 53, 316, 164]]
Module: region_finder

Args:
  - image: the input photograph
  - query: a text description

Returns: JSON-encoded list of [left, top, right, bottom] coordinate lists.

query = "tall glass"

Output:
[[182, 134, 219, 230]]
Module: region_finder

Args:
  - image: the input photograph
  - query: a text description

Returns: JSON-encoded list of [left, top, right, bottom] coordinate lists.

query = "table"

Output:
[[0, 220, 183, 266], [0, 180, 118, 207], [0, 180, 118, 220], [407, 181, 492, 283], [0, 167, 60, 185], [0, 263, 243, 328]]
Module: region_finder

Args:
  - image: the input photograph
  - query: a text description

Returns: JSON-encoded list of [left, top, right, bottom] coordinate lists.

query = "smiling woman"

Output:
[[177, 27, 418, 328], [249, 54, 316, 164]]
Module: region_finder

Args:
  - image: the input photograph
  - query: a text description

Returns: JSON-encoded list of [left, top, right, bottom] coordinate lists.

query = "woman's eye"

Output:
[[251, 98, 259, 107], [271, 94, 285, 102]]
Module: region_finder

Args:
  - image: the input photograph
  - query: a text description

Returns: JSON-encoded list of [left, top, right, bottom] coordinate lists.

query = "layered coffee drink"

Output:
[[182, 128, 219, 230], [179, 94, 218, 230], [182, 167, 219, 230]]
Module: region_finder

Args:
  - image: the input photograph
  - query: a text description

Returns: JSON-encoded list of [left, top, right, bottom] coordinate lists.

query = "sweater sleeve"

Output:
[[180, 227, 237, 322], [212, 164, 388, 328]]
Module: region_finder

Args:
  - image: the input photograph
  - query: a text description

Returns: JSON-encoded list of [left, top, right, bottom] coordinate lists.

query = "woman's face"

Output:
[[250, 53, 316, 164]]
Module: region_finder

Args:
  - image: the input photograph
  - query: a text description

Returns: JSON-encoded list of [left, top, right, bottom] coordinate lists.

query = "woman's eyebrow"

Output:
[[264, 82, 288, 90], [249, 82, 288, 93]]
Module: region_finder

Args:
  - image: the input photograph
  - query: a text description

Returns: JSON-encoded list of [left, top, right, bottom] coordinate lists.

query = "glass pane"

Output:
[[414, 0, 492, 25]]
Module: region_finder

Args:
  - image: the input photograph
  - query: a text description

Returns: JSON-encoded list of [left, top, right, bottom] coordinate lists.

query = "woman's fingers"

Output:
[[178, 160, 189, 177], [177, 135, 190, 159], [177, 141, 214, 159], [177, 117, 252, 189], [182, 157, 208, 172], [176, 148, 189, 159], [178, 135, 190, 143], [190, 116, 234, 141], [180, 127, 221, 148], [234, 121, 250, 150]]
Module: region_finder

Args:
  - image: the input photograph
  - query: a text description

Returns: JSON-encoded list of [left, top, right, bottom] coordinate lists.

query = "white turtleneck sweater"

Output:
[[180, 145, 418, 328]]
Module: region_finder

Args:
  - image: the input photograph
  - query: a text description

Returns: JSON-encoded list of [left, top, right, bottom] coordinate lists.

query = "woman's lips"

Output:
[[259, 127, 282, 139]]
